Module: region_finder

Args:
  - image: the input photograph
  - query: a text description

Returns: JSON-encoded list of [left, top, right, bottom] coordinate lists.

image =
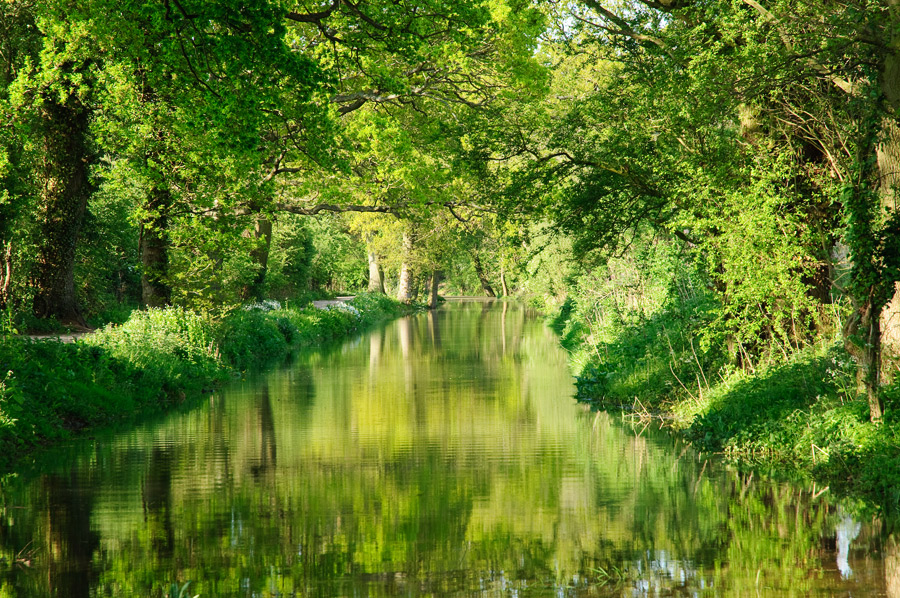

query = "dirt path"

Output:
[[25, 332, 88, 344], [311, 296, 354, 309]]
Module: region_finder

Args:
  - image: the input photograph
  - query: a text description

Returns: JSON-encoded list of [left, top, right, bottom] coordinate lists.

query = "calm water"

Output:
[[0, 300, 897, 597]]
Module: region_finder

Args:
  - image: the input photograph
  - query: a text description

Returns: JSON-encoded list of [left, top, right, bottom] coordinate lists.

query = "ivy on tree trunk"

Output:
[[32, 90, 92, 327]]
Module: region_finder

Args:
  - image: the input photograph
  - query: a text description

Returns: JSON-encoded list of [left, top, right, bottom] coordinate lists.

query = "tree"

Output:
[[498, 0, 900, 422], [0, 1, 39, 310], [24, 11, 97, 326], [1, 0, 547, 321], [89, 0, 332, 307]]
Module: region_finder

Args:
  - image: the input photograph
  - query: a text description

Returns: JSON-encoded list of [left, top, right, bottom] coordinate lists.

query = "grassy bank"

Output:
[[551, 297, 900, 513], [0, 293, 411, 469]]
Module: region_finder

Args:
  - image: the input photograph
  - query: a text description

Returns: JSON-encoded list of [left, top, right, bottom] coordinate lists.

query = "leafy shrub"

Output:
[[218, 310, 288, 370], [570, 293, 722, 409], [349, 292, 405, 325], [0, 370, 24, 433], [86, 307, 219, 380], [273, 315, 298, 345]]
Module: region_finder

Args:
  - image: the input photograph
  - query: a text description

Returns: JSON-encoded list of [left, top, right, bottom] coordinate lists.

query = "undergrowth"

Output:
[[554, 296, 900, 513], [0, 293, 410, 469]]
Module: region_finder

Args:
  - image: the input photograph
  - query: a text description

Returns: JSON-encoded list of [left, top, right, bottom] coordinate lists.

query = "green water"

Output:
[[0, 300, 896, 597]]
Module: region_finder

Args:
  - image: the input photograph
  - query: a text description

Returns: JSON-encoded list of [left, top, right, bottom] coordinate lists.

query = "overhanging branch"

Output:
[[234, 200, 494, 217], [285, 0, 341, 24]]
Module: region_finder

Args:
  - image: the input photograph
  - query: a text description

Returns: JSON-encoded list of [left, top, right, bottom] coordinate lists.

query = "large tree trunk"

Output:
[[847, 14, 900, 420], [32, 93, 91, 327], [878, 28, 900, 381], [397, 263, 414, 303], [427, 269, 442, 309], [396, 232, 415, 304], [843, 106, 894, 422], [140, 185, 172, 308], [844, 294, 884, 422], [366, 234, 385, 294], [241, 216, 273, 301], [877, 123, 900, 383], [470, 251, 496, 297]]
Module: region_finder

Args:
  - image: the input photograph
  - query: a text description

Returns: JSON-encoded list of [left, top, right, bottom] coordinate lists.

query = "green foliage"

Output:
[[0, 294, 410, 468], [307, 215, 368, 293], [348, 292, 408, 326], [518, 224, 576, 311], [676, 341, 900, 510], [74, 172, 142, 320], [563, 283, 900, 507], [684, 346, 841, 457], [87, 307, 219, 378], [0, 370, 25, 433], [266, 215, 316, 300], [572, 293, 722, 409], [218, 310, 289, 370], [541, 221, 900, 505], [0, 336, 149, 453]]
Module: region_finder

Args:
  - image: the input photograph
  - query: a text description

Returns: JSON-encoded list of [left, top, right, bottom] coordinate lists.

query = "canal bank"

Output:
[[548, 298, 900, 514], [0, 299, 896, 597], [0, 293, 413, 470]]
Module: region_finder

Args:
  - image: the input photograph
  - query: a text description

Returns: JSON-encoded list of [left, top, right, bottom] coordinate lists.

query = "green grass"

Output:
[[554, 297, 900, 513], [568, 295, 723, 410], [0, 293, 411, 469]]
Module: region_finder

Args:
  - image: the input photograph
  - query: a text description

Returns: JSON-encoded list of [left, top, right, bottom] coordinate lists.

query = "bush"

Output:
[[349, 292, 407, 325], [86, 307, 220, 384], [218, 310, 289, 370]]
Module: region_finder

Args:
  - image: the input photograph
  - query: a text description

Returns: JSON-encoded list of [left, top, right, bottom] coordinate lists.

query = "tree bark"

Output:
[[396, 263, 414, 303], [877, 121, 900, 379], [878, 16, 900, 379], [848, 7, 900, 419], [843, 105, 892, 422], [0, 241, 11, 310], [500, 266, 510, 297], [470, 251, 496, 297], [844, 294, 884, 422], [396, 232, 415, 303], [427, 269, 442, 309], [140, 185, 172, 308], [31, 92, 91, 327], [366, 234, 385, 294]]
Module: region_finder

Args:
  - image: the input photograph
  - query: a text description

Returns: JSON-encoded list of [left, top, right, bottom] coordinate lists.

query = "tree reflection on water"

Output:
[[0, 301, 893, 597]]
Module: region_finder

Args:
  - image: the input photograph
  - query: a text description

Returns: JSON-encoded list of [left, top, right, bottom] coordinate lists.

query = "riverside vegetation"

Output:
[[4, 1, 900, 511], [546, 254, 900, 512], [0, 294, 410, 469]]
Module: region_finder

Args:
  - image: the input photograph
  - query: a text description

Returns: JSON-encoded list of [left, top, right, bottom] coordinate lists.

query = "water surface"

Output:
[[0, 300, 897, 597]]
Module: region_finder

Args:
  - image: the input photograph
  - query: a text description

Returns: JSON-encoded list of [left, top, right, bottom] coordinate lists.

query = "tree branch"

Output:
[[741, 0, 856, 95], [579, 0, 675, 58], [285, 0, 341, 24]]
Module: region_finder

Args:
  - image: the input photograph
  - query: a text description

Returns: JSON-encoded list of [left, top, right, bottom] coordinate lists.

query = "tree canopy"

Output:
[[2, 0, 899, 421]]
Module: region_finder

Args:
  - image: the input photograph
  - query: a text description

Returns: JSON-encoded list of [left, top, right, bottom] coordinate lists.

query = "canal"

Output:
[[0, 300, 895, 596]]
